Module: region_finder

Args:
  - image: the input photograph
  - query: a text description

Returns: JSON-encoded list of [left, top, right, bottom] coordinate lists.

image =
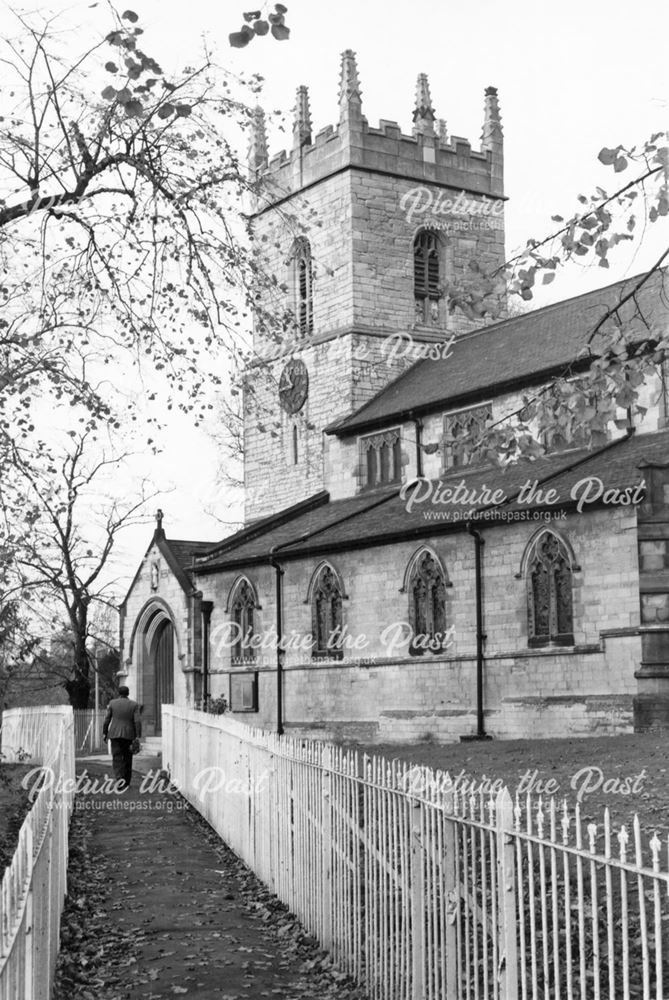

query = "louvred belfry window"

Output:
[[231, 580, 256, 664], [414, 230, 440, 324], [311, 565, 343, 660], [527, 532, 574, 646], [294, 239, 313, 337], [408, 551, 448, 656]]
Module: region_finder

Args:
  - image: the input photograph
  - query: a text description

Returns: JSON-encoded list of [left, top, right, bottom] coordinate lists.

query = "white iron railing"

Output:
[[0, 706, 75, 1000], [73, 709, 107, 756], [164, 706, 669, 1000]]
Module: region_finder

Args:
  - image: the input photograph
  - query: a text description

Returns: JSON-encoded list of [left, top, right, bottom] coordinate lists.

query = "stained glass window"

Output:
[[231, 579, 256, 664], [311, 566, 343, 660], [527, 533, 574, 646], [407, 551, 448, 656]]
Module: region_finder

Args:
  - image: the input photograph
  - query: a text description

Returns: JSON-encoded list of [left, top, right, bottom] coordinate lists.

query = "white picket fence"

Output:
[[73, 709, 107, 755], [164, 706, 669, 1000], [0, 706, 75, 1000]]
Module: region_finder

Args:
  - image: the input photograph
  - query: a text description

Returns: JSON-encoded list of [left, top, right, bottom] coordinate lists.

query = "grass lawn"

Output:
[[0, 764, 34, 875], [351, 733, 669, 839]]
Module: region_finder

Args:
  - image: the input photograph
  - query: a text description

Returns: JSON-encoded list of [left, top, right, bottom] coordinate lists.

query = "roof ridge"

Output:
[[167, 540, 216, 549]]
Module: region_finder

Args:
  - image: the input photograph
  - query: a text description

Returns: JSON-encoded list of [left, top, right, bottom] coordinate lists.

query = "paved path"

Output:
[[57, 759, 364, 1000]]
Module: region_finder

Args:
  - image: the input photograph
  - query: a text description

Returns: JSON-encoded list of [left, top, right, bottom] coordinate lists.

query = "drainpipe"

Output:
[[465, 524, 490, 741], [411, 414, 424, 478], [268, 546, 285, 735], [201, 600, 213, 710]]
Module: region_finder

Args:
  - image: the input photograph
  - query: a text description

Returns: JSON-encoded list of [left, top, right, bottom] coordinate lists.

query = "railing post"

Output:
[[410, 798, 425, 1000], [496, 788, 519, 1000], [321, 746, 333, 950], [443, 788, 459, 998], [23, 822, 34, 1000]]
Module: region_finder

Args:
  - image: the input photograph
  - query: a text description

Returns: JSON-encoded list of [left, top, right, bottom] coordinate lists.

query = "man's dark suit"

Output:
[[103, 696, 142, 788]]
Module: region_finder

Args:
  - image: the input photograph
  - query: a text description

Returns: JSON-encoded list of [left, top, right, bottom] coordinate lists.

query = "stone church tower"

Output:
[[243, 53, 505, 522]]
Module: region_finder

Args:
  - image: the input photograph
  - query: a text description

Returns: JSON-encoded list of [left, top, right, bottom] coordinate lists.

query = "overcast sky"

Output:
[[5, 0, 669, 597]]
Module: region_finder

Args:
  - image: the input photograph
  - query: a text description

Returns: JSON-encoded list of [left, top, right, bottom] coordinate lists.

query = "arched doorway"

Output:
[[130, 600, 179, 737], [150, 619, 174, 736]]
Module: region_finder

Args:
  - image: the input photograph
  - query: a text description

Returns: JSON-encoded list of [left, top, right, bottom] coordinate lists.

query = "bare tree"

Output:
[[2, 430, 157, 707]]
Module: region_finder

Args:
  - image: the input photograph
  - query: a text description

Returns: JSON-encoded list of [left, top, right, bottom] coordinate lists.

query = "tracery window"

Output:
[[361, 428, 402, 488], [414, 230, 440, 324], [526, 532, 574, 646], [230, 579, 257, 664], [407, 551, 448, 656], [443, 404, 492, 471], [311, 565, 343, 660], [294, 238, 313, 337]]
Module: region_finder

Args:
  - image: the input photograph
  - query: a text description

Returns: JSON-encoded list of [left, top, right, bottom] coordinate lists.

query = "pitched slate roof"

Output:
[[194, 490, 398, 572], [168, 539, 217, 570], [193, 429, 669, 571], [327, 269, 669, 437]]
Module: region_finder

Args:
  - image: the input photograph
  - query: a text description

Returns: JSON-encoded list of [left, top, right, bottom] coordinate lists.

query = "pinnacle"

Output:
[[293, 85, 312, 147], [248, 105, 268, 172], [413, 73, 436, 136], [482, 85, 503, 149], [338, 49, 362, 111]]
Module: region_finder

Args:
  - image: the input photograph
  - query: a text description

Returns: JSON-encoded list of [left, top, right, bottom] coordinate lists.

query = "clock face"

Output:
[[278, 359, 309, 414]]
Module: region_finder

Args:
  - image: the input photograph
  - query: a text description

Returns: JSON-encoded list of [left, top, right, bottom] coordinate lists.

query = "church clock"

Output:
[[278, 359, 309, 414]]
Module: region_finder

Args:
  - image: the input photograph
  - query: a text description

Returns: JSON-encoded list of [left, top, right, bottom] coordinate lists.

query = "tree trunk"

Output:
[[65, 674, 91, 709], [66, 618, 91, 709]]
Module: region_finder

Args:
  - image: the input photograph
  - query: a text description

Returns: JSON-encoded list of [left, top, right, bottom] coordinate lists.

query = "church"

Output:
[[119, 53, 669, 744]]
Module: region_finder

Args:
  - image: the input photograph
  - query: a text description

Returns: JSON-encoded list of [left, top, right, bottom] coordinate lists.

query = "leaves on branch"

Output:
[[230, 4, 290, 46]]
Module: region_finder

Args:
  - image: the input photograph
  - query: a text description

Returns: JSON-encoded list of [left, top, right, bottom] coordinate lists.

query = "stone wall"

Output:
[[199, 505, 640, 743]]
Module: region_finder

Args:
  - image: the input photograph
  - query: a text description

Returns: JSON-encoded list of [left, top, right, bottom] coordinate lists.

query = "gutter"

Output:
[[411, 413, 424, 478]]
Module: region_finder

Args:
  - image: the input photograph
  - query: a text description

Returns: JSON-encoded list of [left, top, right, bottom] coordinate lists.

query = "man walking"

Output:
[[103, 685, 141, 790]]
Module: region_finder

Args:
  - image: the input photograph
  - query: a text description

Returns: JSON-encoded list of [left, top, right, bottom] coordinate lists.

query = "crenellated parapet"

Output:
[[249, 52, 504, 213]]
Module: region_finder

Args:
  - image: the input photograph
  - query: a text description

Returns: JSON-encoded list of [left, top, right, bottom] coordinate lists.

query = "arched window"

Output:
[[294, 238, 313, 337], [414, 230, 440, 324], [526, 531, 574, 646], [406, 550, 448, 656], [310, 564, 344, 660], [230, 579, 257, 664]]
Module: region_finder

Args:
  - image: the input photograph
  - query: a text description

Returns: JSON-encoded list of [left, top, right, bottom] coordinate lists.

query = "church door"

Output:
[[152, 620, 174, 736]]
